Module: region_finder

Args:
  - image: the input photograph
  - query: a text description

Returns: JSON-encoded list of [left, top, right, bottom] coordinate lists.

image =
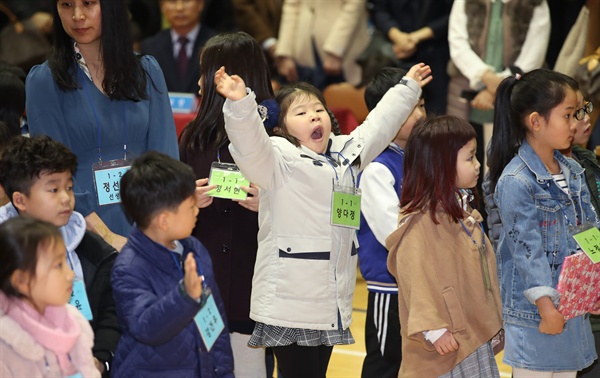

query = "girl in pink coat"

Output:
[[0, 217, 99, 377]]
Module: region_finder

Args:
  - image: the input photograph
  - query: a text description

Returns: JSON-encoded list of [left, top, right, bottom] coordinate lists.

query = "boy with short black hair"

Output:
[[357, 67, 426, 378], [0, 135, 120, 376], [112, 151, 234, 377]]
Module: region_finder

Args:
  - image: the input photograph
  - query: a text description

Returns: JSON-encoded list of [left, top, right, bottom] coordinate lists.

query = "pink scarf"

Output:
[[1, 293, 81, 374]]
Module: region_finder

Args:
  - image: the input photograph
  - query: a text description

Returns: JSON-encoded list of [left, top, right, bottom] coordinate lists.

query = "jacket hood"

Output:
[[0, 203, 86, 253]]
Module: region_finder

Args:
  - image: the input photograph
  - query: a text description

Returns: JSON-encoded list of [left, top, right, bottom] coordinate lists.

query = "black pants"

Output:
[[361, 292, 402, 378], [272, 344, 333, 378]]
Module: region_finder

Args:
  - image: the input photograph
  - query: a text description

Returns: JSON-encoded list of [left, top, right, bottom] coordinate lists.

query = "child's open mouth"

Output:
[[311, 126, 323, 140]]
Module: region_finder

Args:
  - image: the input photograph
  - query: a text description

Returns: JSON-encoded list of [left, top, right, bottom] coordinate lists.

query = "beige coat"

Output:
[[276, 0, 370, 86], [386, 208, 502, 377]]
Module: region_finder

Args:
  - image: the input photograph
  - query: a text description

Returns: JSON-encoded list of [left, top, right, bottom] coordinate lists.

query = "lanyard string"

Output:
[[320, 151, 357, 189], [66, 251, 75, 271], [458, 219, 491, 291], [545, 181, 585, 228], [44, 354, 73, 373], [215, 139, 229, 163], [320, 153, 340, 183], [170, 250, 205, 278], [80, 68, 127, 164], [337, 151, 356, 188]]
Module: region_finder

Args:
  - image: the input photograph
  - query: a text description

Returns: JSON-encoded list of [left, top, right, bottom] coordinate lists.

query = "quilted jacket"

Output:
[[111, 227, 234, 378]]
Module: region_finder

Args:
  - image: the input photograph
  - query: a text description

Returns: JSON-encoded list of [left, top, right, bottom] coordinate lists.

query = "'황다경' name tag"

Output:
[[331, 185, 361, 229], [70, 280, 93, 321], [92, 159, 131, 206], [194, 292, 225, 351], [572, 225, 600, 263], [207, 162, 249, 200]]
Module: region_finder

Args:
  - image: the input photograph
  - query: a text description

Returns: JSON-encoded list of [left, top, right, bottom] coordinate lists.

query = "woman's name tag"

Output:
[[207, 162, 249, 200], [92, 159, 131, 206], [331, 185, 361, 229]]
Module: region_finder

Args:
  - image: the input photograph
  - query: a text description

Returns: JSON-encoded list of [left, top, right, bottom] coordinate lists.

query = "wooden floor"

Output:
[[326, 274, 512, 377]]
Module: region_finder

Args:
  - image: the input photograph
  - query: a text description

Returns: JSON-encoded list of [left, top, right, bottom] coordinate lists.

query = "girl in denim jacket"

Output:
[[490, 69, 600, 377]]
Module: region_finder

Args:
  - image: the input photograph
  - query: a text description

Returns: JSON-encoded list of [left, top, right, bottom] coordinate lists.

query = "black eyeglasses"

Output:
[[575, 101, 593, 121]]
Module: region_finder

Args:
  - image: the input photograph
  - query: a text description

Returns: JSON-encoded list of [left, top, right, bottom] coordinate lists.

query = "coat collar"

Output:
[[127, 226, 195, 275], [517, 140, 583, 183]]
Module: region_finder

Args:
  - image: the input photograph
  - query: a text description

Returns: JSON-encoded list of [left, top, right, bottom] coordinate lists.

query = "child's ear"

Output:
[[10, 269, 31, 297], [155, 210, 171, 231], [527, 112, 542, 132], [12, 191, 28, 213]]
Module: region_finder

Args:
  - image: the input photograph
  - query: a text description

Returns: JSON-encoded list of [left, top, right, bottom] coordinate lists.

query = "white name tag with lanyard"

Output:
[[92, 159, 131, 206]]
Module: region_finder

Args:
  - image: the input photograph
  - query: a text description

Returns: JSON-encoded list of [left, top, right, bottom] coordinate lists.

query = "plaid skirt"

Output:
[[439, 341, 499, 378], [248, 322, 354, 347]]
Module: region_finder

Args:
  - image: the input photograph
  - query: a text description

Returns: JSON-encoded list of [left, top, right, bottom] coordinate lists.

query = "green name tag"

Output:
[[572, 226, 600, 263], [207, 162, 249, 200], [331, 186, 361, 229]]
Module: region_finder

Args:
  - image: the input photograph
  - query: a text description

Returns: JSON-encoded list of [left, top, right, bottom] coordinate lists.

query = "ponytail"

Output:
[[489, 76, 521, 192], [488, 69, 577, 193]]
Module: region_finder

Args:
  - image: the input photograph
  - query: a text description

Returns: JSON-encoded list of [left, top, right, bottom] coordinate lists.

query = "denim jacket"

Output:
[[495, 141, 600, 328]]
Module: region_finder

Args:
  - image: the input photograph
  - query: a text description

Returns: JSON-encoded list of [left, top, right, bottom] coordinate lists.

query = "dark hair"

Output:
[[0, 217, 63, 299], [401, 115, 477, 223], [488, 69, 579, 192], [0, 71, 25, 135], [0, 62, 26, 82], [0, 121, 19, 151], [120, 151, 196, 229], [48, 0, 148, 101], [364, 67, 407, 111], [180, 32, 274, 151], [273, 82, 341, 147], [0, 136, 77, 202]]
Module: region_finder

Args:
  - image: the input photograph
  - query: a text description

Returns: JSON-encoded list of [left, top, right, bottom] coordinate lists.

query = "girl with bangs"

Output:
[[386, 115, 503, 377]]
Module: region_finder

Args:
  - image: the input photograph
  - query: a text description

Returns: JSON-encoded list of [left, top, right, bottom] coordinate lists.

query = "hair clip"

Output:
[[514, 73, 521, 80], [257, 99, 280, 130]]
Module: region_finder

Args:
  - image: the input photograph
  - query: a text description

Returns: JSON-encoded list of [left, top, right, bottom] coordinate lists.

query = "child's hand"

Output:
[[588, 299, 600, 315], [233, 183, 259, 212], [184, 253, 203, 301], [194, 178, 216, 209], [406, 63, 433, 88], [215, 66, 246, 101], [537, 297, 565, 335], [433, 331, 459, 355]]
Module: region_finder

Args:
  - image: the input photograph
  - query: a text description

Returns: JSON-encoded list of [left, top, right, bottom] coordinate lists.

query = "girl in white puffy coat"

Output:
[[214, 63, 431, 377]]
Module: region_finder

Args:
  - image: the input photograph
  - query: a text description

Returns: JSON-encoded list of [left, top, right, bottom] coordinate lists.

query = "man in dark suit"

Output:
[[141, 0, 215, 94]]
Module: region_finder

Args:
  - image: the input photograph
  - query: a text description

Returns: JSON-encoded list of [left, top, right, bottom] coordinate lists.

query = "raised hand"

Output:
[[184, 253, 203, 301], [214, 66, 247, 101], [405, 63, 433, 88]]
